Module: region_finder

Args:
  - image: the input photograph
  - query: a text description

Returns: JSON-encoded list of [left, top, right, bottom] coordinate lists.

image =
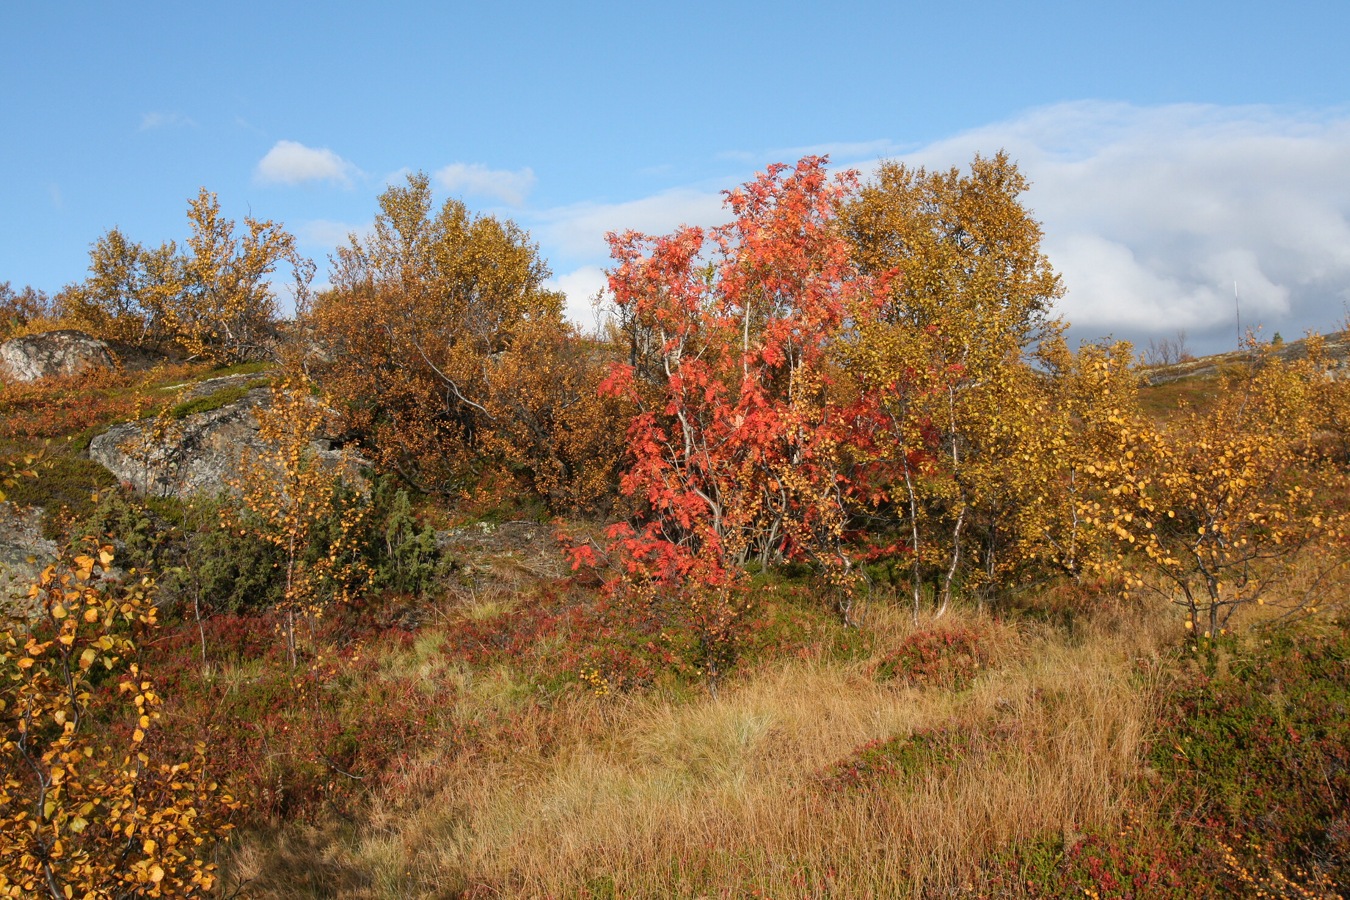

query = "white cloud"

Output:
[[880, 102, 1350, 348], [545, 266, 611, 334], [140, 111, 196, 131], [435, 163, 536, 206], [533, 187, 729, 262], [255, 140, 359, 186]]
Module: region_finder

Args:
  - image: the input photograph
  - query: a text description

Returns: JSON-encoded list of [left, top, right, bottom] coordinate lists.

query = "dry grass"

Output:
[[228, 598, 1179, 899]]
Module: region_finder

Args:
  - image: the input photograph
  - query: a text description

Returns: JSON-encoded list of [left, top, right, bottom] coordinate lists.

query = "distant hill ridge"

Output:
[[1140, 330, 1350, 386]]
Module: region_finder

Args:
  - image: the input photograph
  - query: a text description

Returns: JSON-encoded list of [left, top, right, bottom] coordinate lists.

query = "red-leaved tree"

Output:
[[591, 157, 895, 679]]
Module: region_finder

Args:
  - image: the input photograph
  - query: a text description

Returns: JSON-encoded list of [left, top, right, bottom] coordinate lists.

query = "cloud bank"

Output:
[[901, 102, 1350, 348], [256, 140, 359, 186], [536, 103, 1350, 350], [435, 163, 536, 206]]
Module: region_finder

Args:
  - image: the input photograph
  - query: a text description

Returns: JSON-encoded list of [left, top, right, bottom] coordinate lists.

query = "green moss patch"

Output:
[[166, 378, 270, 419]]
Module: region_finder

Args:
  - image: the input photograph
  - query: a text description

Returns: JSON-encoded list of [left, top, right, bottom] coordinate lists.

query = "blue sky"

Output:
[[3, 1, 1349, 353]]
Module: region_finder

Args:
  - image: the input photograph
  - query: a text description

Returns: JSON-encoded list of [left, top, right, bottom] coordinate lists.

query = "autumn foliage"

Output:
[[840, 152, 1076, 612], [590, 157, 892, 670], [0, 282, 60, 341], [587, 154, 1125, 667], [1098, 337, 1350, 636], [4, 149, 1350, 894], [305, 172, 626, 512], [229, 374, 372, 665], [61, 189, 303, 363], [0, 546, 236, 898]]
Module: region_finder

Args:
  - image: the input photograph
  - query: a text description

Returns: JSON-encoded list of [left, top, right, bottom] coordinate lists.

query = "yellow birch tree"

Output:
[[230, 374, 371, 666], [0, 546, 237, 898], [1104, 340, 1350, 637]]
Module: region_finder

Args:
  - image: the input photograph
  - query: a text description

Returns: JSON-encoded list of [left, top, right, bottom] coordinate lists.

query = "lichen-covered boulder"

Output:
[[0, 329, 116, 382], [0, 502, 57, 617], [87, 376, 360, 500], [89, 383, 271, 499]]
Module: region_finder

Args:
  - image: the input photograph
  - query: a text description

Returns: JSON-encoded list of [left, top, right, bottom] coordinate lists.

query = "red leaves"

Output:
[[598, 156, 896, 652], [564, 542, 600, 573], [597, 363, 636, 400]]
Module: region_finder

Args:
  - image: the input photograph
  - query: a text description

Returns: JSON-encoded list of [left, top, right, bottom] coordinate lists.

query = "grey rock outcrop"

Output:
[[0, 330, 116, 382], [0, 502, 57, 618], [90, 385, 269, 498], [87, 377, 361, 500]]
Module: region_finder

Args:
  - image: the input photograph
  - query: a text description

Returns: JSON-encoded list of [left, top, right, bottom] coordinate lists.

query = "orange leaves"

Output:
[[476, 318, 630, 512], [1, 545, 236, 897], [0, 366, 151, 444], [0, 281, 59, 341], [308, 171, 621, 511]]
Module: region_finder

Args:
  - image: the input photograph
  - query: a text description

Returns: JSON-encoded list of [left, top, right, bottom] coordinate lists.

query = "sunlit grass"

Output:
[[223, 597, 1178, 898]]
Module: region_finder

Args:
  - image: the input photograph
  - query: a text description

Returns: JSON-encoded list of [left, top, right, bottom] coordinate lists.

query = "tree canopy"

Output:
[[307, 171, 625, 510], [62, 189, 301, 363]]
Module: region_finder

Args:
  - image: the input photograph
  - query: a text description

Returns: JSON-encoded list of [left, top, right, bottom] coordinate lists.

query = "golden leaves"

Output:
[[308, 171, 615, 510], [1093, 339, 1350, 630], [228, 373, 372, 662], [65, 187, 305, 363], [1, 543, 236, 897]]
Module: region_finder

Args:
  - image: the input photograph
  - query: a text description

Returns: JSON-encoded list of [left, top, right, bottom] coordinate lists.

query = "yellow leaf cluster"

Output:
[[0, 545, 237, 897], [63, 189, 305, 364], [839, 154, 1111, 614], [1094, 338, 1350, 633], [228, 373, 373, 664]]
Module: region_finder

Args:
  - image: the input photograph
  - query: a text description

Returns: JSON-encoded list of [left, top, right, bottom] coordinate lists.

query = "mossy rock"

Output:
[[167, 378, 270, 420], [2, 454, 117, 539]]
